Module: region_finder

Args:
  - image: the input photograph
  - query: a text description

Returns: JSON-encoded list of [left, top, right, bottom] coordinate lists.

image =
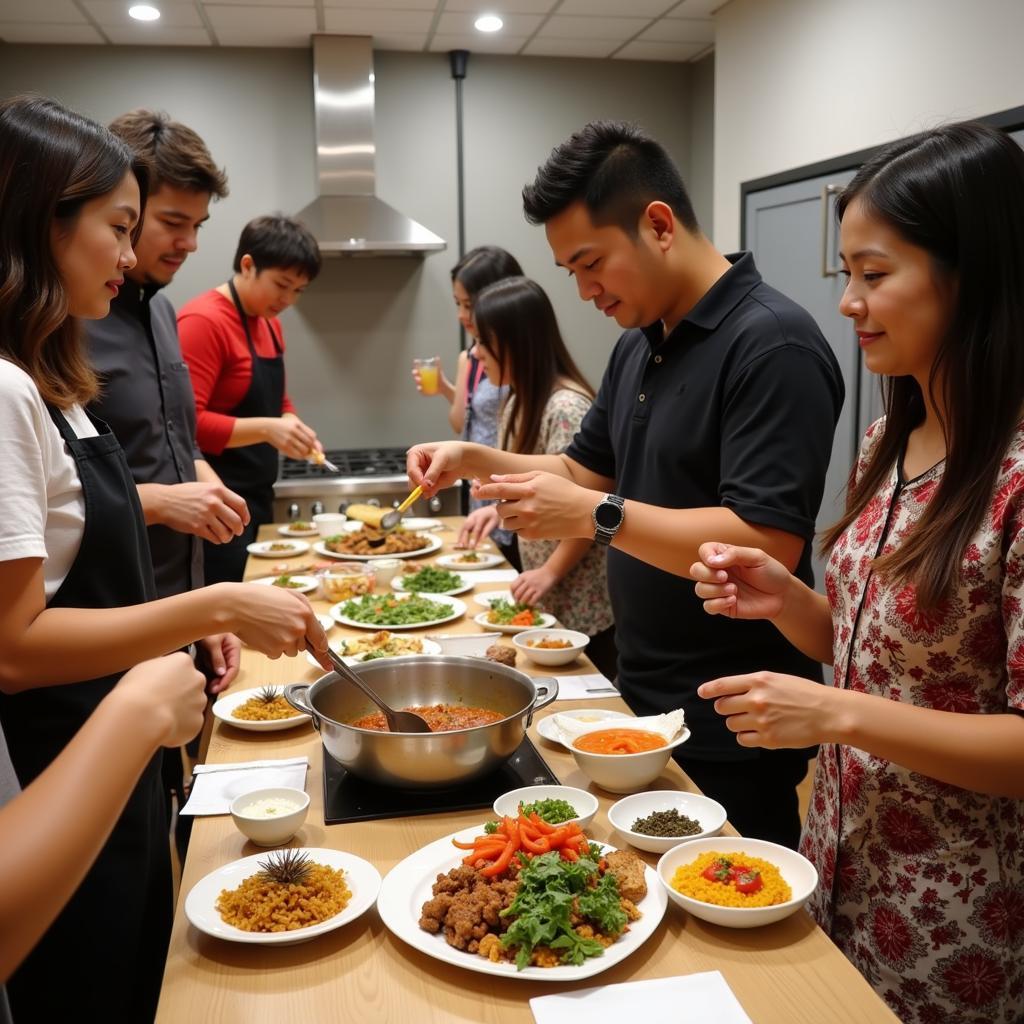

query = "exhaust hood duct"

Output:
[[295, 35, 446, 257]]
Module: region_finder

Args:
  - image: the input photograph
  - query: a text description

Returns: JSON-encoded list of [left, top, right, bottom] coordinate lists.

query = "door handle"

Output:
[[821, 183, 845, 278]]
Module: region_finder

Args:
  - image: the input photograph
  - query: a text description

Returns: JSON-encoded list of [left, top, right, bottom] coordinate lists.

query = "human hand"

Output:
[[264, 415, 319, 460], [511, 565, 557, 606], [457, 504, 500, 548], [406, 441, 468, 496], [220, 583, 331, 670], [112, 652, 207, 748], [689, 542, 794, 621], [698, 671, 835, 749], [197, 633, 241, 694], [473, 472, 596, 541], [154, 481, 250, 543]]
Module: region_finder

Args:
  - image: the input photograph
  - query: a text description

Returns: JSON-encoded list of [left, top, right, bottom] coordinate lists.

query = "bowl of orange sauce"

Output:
[[569, 724, 691, 794]]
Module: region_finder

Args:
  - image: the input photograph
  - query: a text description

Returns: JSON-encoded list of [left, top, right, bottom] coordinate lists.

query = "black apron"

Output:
[[0, 406, 168, 1023], [201, 281, 286, 584]]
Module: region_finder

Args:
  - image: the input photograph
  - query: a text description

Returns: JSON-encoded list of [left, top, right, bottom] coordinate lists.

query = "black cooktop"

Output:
[[280, 446, 409, 481], [322, 737, 559, 825]]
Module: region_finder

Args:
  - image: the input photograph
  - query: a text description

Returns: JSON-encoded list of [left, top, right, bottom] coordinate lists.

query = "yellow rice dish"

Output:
[[671, 851, 792, 908], [217, 862, 351, 932]]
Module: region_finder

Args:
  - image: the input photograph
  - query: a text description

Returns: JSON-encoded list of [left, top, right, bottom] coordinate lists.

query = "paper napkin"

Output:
[[548, 672, 620, 701], [179, 756, 309, 816]]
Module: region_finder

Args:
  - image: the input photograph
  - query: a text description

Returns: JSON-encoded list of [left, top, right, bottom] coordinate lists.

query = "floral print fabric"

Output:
[[801, 418, 1024, 1023]]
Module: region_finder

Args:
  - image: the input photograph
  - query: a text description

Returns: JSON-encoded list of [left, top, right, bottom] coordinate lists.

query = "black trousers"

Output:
[[585, 624, 618, 683], [673, 747, 812, 850]]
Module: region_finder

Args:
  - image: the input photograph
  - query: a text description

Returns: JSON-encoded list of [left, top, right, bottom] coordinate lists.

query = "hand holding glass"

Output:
[[413, 356, 441, 396]]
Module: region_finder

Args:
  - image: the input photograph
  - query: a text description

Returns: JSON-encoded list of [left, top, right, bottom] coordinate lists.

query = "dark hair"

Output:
[[233, 214, 321, 280], [450, 246, 523, 299], [108, 108, 228, 199], [821, 121, 1024, 608], [0, 95, 149, 407], [473, 276, 594, 456], [522, 121, 698, 235]]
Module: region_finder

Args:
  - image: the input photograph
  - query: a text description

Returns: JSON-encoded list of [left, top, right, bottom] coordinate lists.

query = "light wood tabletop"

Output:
[[155, 518, 898, 1024]]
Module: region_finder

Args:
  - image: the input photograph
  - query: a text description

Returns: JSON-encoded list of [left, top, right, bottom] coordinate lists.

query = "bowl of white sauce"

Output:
[[229, 787, 310, 847]]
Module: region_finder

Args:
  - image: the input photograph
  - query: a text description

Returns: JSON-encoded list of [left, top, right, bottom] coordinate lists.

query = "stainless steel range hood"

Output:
[[295, 35, 446, 257]]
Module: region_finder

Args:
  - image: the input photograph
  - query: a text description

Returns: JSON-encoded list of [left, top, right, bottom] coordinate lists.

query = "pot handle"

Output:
[[526, 677, 559, 727], [284, 683, 321, 733]]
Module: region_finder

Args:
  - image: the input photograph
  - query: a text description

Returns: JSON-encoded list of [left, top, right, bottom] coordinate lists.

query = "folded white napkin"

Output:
[[548, 672, 619, 701], [530, 971, 751, 1024], [179, 757, 309, 816], [552, 707, 685, 741], [459, 568, 518, 584]]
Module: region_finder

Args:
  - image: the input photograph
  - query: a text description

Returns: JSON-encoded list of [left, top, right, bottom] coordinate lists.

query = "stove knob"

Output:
[[287, 503, 300, 521], [337, 501, 348, 514], [366, 498, 381, 508], [428, 496, 442, 513], [310, 500, 325, 516], [391, 499, 402, 509]]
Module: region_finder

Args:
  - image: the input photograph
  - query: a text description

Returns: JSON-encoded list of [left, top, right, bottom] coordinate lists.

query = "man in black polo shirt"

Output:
[[408, 122, 844, 848]]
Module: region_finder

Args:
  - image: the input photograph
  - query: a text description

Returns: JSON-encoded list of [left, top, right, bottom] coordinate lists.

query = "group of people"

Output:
[[0, 87, 1021, 1024]]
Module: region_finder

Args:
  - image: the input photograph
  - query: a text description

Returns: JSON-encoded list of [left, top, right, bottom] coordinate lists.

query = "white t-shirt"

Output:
[[0, 359, 98, 601]]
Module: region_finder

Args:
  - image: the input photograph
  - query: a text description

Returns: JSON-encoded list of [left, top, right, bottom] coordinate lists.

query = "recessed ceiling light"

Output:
[[128, 4, 161, 21], [474, 14, 503, 33]]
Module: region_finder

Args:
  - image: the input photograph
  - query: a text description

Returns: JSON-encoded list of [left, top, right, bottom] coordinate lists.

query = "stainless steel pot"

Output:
[[284, 655, 558, 788]]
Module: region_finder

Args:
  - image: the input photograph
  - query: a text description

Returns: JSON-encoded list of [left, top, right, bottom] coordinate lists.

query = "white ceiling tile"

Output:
[[204, 4, 317, 44], [322, 8, 432, 33], [0, 19, 103, 40], [557, 0, 674, 15], [538, 14, 649, 41], [640, 15, 712, 43], [84, 0, 203, 27], [371, 31, 427, 50], [664, 0, 722, 16], [522, 36, 618, 58], [322, 0, 436, 7], [428, 31, 526, 54], [444, 0, 556, 12], [104, 22, 212, 42], [203, 0, 313, 6], [434, 10, 542, 35], [0, 0, 85, 23], [613, 38, 705, 61]]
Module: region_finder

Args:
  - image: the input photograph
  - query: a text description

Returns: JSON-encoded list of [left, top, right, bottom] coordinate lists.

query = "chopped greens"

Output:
[[339, 593, 453, 626], [518, 798, 578, 824], [398, 566, 465, 593], [486, 598, 542, 626]]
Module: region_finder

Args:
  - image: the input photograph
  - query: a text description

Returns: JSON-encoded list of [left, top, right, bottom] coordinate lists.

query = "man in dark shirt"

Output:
[[408, 122, 844, 848]]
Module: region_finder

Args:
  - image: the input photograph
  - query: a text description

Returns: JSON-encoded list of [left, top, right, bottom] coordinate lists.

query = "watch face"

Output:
[[594, 501, 624, 530]]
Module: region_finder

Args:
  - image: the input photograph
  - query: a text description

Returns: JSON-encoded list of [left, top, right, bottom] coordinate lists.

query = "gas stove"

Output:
[[272, 445, 460, 520]]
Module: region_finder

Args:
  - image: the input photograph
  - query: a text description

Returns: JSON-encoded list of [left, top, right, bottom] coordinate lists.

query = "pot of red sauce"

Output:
[[284, 656, 558, 788]]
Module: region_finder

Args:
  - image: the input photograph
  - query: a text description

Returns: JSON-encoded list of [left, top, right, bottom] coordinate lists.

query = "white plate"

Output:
[[329, 593, 466, 631], [316, 613, 334, 633], [249, 574, 319, 595], [247, 540, 310, 559], [185, 847, 381, 946], [391, 573, 472, 597], [212, 686, 311, 732], [313, 533, 442, 562], [399, 517, 443, 531], [436, 551, 504, 571], [536, 708, 632, 747], [277, 524, 319, 538], [377, 827, 667, 980], [473, 610, 556, 634], [473, 589, 518, 609], [305, 636, 442, 668]]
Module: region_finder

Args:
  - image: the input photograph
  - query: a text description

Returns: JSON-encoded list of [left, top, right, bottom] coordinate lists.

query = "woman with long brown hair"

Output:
[[0, 95, 329, 1022], [470, 276, 616, 678], [690, 122, 1024, 1022]]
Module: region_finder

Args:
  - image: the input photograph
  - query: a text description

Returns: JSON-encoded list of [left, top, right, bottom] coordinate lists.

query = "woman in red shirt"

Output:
[[178, 215, 322, 583]]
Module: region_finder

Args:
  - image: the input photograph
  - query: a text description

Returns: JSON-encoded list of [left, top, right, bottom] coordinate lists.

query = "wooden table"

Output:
[[156, 518, 898, 1024]]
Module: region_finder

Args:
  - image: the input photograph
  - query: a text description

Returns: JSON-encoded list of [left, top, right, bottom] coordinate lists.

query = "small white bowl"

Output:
[[513, 628, 589, 667], [568, 727, 691, 794], [425, 632, 501, 657], [608, 790, 727, 854], [229, 787, 310, 847], [492, 785, 598, 830], [657, 836, 818, 929], [312, 512, 348, 539]]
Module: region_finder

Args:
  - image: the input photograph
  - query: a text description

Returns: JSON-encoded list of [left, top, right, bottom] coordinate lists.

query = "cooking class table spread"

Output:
[[155, 518, 898, 1024]]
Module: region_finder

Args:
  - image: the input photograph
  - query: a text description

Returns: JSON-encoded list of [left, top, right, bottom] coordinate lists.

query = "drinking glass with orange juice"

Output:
[[413, 356, 441, 396]]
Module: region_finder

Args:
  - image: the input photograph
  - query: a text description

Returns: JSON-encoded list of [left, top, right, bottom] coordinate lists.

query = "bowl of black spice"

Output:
[[608, 790, 727, 854]]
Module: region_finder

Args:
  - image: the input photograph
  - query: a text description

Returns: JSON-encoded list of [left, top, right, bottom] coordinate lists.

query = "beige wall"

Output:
[[0, 44, 709, 448], [687, 53, 715, 239], [713, 0, 1024, 250]]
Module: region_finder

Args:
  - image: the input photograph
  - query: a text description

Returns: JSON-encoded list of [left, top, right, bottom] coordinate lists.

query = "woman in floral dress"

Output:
[[469, 276, 617, 680], [689, 122, 1024, 1023]]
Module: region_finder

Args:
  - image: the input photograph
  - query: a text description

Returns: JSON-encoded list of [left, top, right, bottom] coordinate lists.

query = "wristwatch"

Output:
[[591, 493, 625, 546]]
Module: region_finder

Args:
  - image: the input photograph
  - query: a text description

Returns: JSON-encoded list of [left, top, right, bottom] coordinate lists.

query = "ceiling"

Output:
[[0, 0, 717, 61]]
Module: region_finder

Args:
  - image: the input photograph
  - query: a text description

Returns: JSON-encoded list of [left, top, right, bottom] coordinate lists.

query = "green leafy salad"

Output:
[[518, 798, 578, 824], [485, 598, 543, 626], [501, 851, 628, 970], [398, 566, 465, 593], [339, 593, 453, 626]]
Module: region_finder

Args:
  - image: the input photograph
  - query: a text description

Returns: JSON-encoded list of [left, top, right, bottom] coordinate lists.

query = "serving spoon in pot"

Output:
[[324, 646, 432, 733]]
